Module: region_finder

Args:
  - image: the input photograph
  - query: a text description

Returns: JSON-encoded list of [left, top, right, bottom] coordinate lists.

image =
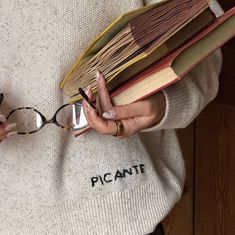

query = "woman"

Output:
[[0, 0, 223, 234]]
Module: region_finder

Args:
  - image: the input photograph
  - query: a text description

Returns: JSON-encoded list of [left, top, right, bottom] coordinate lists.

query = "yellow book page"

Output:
[[60, 0, 169, 89], [112, 67, 178, 106], [65, 2, 210, 100], [106, 4, 210, 83]]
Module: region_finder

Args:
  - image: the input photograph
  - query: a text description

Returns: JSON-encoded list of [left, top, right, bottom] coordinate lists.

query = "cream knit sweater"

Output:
[[0, 0, 223, 234]]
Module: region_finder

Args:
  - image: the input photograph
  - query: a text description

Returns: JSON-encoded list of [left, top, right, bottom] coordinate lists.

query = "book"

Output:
[[73, 7, 235, 136], [110, 7, 235, 106], [60, 0, 213, 103]]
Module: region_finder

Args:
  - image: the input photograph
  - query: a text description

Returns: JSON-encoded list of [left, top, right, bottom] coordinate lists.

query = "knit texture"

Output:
[[0, 0, 222, 234]]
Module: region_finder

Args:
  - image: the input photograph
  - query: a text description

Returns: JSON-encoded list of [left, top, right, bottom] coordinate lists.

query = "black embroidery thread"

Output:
[[91, 164, 145, 187]]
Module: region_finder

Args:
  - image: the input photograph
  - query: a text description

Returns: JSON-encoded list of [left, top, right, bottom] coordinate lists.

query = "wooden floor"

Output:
[[163, 1, 235, 234]]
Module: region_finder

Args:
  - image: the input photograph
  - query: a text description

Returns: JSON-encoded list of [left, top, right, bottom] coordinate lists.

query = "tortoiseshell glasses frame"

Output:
[[0, 93, 88, 135]]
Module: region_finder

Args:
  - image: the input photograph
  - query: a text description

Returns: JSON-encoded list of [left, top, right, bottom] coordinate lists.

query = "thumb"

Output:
[[102, 102, 146, 120]]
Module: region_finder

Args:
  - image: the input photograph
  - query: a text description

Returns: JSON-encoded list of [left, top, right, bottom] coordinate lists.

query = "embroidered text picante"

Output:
[[91, 164, 145, 187]]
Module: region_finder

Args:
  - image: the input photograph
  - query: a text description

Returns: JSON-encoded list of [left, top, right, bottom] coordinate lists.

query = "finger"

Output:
[[0, 114, 7, 123], [80, 92, 113, 137], [80, 90, 117, 136], [0, 114, 7, 140], [102, 102, 146, 120], [95, 94, 102, 115], [0, 123, 6, 139], [96, 70, 113, 112], [82, 88, 93, 125], [116, 115, 157, 139], [0, 122, 17, 140], [83, 87, 94, 108], [81, 88, 117, 135], [5, 123, 17, 132], [86, 104, 117, 135], [74, 126, 91, 137], [103, 92, 165, 120], [0, 114, 18, 140]]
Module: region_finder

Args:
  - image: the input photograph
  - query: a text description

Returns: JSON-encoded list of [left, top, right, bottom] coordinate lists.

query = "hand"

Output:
[[0, 114, 17, 142], [80, 71, 165, 138]]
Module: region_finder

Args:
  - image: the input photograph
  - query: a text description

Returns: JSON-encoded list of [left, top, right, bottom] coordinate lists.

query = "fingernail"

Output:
[[0, 114, 7, 123], [95, 70, 100, 82], [103, 110, 117, 119], [5, 123, 17, 132], [6, 131, 18, 138], [85, 85, 91, 95]]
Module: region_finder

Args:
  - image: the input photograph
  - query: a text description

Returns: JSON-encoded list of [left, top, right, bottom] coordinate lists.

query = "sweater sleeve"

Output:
[[141, 0, 223, 131]]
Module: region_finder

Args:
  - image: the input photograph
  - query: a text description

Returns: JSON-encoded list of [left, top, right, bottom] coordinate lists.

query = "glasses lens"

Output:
[[7, 108, 44, 134], [56, 103, 88, 130]]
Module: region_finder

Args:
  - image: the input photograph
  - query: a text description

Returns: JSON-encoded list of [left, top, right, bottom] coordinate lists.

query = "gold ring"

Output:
[[113, 120, 124, 137]]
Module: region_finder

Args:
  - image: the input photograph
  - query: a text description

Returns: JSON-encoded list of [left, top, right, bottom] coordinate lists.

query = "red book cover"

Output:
[[110, 7, 235, 104]]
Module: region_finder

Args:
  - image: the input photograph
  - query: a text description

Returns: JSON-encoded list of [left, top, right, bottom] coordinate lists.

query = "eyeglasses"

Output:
[[0, 93, 88, 135]]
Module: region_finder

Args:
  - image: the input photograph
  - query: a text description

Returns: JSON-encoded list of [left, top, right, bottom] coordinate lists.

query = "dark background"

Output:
[[163, 1, 235, 235]]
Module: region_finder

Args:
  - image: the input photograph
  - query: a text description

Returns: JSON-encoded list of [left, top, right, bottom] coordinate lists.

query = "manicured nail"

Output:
[[85, 85, 91, 95], [6, 131, 18, 138], [103, 110, 117, 119], [0, 114, 7, 123], [95, 70, 100, 82], [5, 123, 17, 132]]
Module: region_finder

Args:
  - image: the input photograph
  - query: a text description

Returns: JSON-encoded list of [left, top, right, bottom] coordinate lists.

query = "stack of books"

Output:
[[60, 0, 235, 105]]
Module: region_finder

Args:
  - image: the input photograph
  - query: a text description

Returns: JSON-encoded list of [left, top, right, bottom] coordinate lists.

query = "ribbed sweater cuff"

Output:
[[141, 81, 191, 132]]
